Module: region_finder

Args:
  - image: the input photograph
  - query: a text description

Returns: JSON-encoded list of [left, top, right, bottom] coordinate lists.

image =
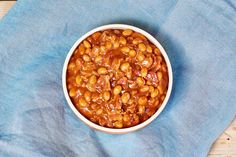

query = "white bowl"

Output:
[[62, 24, 173, 134]]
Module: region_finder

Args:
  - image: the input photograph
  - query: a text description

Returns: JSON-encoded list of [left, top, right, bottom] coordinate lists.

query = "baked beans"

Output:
[[66, 29, 168, 128]]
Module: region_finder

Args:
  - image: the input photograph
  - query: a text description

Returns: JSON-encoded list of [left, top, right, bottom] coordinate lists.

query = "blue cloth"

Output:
[[0, 0, 235, 156]]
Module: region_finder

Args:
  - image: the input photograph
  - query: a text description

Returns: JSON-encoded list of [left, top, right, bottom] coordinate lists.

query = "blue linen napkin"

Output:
[[0, 0, 236, 156]]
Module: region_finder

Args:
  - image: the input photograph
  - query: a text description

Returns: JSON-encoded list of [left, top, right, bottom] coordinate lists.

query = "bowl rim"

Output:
[[62, 24, 173, 134]]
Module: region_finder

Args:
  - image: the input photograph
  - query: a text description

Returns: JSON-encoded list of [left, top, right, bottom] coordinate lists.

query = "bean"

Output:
[[138, 105, 145, 114], [94, 55, 102, 64], [142, 57, 153, 68], [149, 97, 155, 104], [92, 46, 100, 56], [119, 36, 127, 45], [111, 58, 121, 70], [146, 80, 151, 85], [140, 68, 147, 77], [75, 58, 83, 67], [132, 32, 147, 41], [85, 48, 91, 55], [126, 68, 132, 79], [158, 85, 164, 94], [112, 114, 123, 121], [120, 62, 130, 72], [153, 99, 160, 107], [114, 121, 123, 128], [140, 85, 149, 92], [97, 67, 108, 74], [100, 46, 106, 55], [123, 114, 130, 122], [138, 96, 147, 105], [98, 118, 106, 126], [149, 86, 154, 93], [130, 106, 139, 114], [110, 34, 117, 42], [121, 92, 130, 104], [76, 75, 82, 85], [132, 114, 140, 125], [96, 109, 103, 115], [92, 32, 101, 40], [121, 47, 130, 54], [83, 40, 91, 48], [146, 45, 152, 53], [136, 77, 145, 86], [157, 56, 163, 63], [157, 71, 163, 81], [69, 88, 77, 97], [105, 41, 112, 49], [129, 50, 136, 57], [138, 43, 146, 52], [108, 113, 119, 121], [68, 62, 75, 70], [113, 85, 122, 95], [82, 54, 91, 62], [92, 93, 100, 102], [88, 75, 97, 85], [78, 44, 85, 55], [87, 37, 93, 43], [131, 90, 138, 96], [103, 91, 111, 101], [154, 48, 161, 55], [122, 29, 133, 36], [74, 48, 80, 56], [114, 30, 120, 34], [84, 91, 91, 102], [127, 98, 135, 105], [132, 38, 142, 45], [113, 41, 120, 48], [78, 97, 88, 107], [86, 83, 96, 92], [136, 53, 145, 62], [151, 88, 159, 98]]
